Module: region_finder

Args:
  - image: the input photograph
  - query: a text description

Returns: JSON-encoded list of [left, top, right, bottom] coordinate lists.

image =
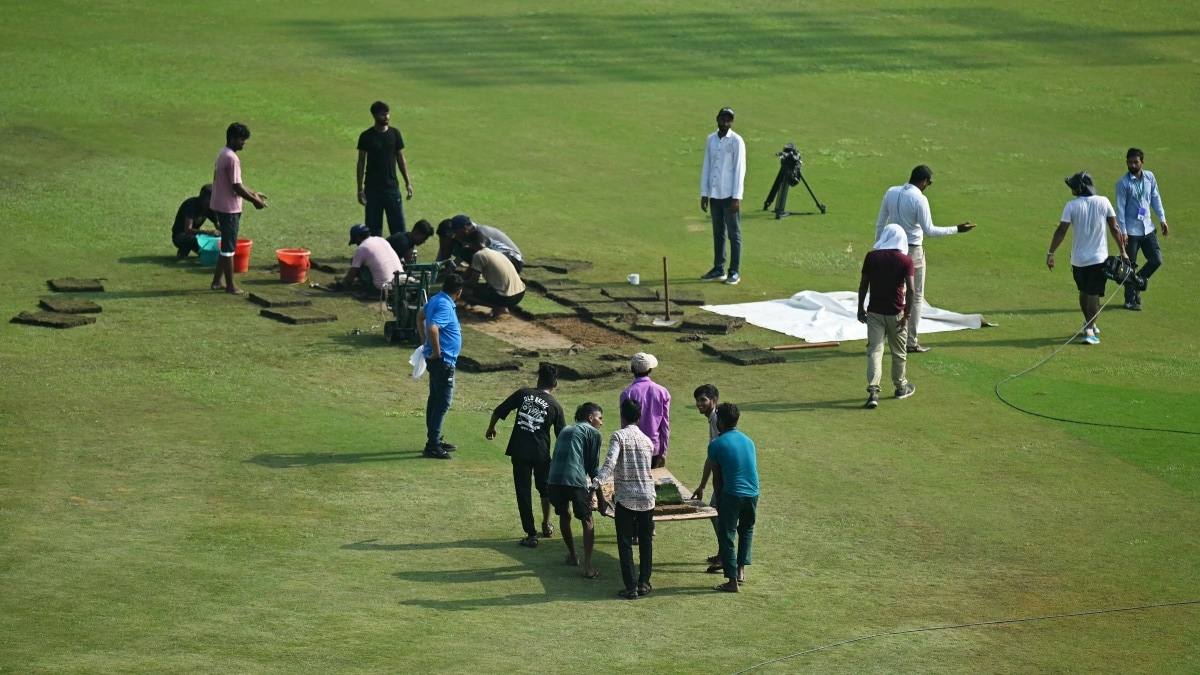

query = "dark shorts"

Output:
[[512, 456, 550, 496], [1072, 263, 1107, 296], [474, 285, 525, 308], [173, 232, 199, 254], [216, 212, 241, 256], [547, 484, 592, 521]]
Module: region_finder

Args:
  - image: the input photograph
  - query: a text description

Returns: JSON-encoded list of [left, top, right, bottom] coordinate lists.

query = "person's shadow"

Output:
[[343, 536, 689, 608]]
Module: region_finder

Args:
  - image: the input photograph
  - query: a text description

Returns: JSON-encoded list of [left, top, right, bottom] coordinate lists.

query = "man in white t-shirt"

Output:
[[1046, 171, 1128, 345], [340, 223, 405, 293]]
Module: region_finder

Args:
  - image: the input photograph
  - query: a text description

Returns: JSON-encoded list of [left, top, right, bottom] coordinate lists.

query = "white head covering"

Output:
[[630, 352, 658, 373], [874, 223, 909, 252]]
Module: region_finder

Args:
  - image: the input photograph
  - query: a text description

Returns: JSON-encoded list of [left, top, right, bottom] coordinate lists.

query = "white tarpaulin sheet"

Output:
[[702, 290, 982, 343]]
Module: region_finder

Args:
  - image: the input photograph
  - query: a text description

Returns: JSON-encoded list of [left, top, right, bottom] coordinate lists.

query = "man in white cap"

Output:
[[857, 223, 917, 409], [1047, 171, 1128, 345], [619, 352, 671, 468]]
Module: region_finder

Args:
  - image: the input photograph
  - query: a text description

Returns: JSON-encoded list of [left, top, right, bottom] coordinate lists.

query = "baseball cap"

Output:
[[1064, 171, 1097, 196], [449, 214, 473, 231], [348, 223, 370, 245]]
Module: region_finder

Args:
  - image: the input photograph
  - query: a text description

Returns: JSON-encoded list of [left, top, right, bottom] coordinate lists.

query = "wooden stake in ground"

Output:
[[653, 256, 680, 327]]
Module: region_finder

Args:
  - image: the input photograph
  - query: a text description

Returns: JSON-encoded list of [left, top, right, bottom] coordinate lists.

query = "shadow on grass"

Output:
[[247, 450, 425, 468], [288, 10, 1198, 88], [118, 254, 204, 269], [739, 398, 865, 413]]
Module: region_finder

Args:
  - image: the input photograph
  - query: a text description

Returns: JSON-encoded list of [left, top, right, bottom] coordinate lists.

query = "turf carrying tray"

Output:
[[259, 308, 338, 325], [48, 278, 105, 292], [39, 298, 101, 314], [12, 311, 96, 329]]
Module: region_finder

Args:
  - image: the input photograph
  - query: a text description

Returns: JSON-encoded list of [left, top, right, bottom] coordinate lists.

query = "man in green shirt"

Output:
[[546, 403, 604, 579]]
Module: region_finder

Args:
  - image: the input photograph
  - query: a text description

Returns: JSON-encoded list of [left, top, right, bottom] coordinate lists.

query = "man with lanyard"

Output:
[[699, 107, 746, 286], [356, 101, 413, 237], [1114, 148, 1169, 311], [416, 273, 464, 460], [874, 165, 976, 353]]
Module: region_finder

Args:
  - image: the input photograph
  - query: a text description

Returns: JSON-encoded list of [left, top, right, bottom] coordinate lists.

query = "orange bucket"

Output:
[[233, 239, 253, 273], [276, 248, 311, 283]]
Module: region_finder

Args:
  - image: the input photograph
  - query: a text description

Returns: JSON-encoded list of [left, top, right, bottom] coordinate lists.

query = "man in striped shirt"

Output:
[[592, 399, 656, 600]]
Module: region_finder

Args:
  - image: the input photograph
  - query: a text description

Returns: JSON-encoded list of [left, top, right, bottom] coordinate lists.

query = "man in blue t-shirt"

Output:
[[707, 403, 759, 593], [417, 273, 464, 459]]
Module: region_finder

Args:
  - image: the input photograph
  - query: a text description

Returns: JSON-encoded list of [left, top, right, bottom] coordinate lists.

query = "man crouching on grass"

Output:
[[546, 403, 604, 579]]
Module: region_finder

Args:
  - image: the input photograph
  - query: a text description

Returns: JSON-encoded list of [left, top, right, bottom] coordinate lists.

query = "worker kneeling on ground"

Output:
[[338, 223, 405, 295], [461, 229, 526, 318]]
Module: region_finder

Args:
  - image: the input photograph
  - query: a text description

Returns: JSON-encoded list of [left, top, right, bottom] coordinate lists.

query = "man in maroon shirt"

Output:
[[857, 223, 917, 409]]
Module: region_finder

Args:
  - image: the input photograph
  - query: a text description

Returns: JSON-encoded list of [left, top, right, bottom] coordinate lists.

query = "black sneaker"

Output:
[[422, 446, 452, 460], [864, 392, 879, 409], [1124, 302, 1141, 311], [438, 441, 458, 452], [699, 268, 726, 281], [894, 383, 916, 399]]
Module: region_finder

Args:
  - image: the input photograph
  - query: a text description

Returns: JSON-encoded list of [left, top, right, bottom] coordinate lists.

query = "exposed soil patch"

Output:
[[460, 306, 576, 349], [539, 316, 641, 348], [260, 308, 338, 325], [48, 278, 104, 292]]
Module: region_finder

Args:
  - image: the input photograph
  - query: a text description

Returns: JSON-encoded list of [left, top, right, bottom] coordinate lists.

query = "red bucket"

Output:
[[276, 248, 311, 283], [233, 239, 253, 273]]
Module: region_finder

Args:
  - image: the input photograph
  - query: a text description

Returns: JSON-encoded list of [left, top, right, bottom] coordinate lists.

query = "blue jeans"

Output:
[[364, 186, 406, 237], [716, 493, 757, 580], [1124, 230, 1162, 304], [709, 197, 741, 275], [425, 358, 455, 449]]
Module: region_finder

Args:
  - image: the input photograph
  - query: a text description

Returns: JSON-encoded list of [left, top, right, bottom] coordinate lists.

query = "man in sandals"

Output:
[[546, 403, 604, 578], [486, 364, 566, 546], [592, 399, 656, 600], [709, 403, 759, 593]]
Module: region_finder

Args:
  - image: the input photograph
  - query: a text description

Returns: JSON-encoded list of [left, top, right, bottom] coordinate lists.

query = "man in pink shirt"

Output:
[[619, 352, 671, 468], [210, 123, 267, 295], [339, 223, 405, 294]]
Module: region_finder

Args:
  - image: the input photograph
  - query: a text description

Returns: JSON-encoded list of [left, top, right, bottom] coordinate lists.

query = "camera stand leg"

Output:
[[798, 171, 826, 214], [774, 181, 792, 219]]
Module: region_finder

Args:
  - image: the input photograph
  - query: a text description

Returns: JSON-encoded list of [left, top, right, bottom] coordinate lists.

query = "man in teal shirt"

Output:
[[546, 403, 604, 579], [707, 403, 759, 593]]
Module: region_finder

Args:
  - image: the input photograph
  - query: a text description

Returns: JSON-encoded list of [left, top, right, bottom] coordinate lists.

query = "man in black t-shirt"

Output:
[[486, 364, 567, 546], [356, 100, 412, 237], [171, 184, 219, 259], [385, 218, 434, 264]]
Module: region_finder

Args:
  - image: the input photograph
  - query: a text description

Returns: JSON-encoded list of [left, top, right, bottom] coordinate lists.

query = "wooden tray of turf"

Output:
[[596, 467, 715, 522]]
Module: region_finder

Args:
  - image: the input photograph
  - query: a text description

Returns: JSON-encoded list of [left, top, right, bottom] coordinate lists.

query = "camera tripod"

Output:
[[763, 144, 826, 218]]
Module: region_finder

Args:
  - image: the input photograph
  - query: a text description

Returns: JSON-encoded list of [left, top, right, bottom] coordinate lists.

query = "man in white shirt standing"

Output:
[[699, 107, 746, 286], [1046, 171, 1129, 345], [1114, 148, 1169, 311], [875, 165, 975, 353]]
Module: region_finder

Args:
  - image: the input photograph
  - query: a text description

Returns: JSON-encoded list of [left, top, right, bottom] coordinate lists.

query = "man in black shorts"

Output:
[[171, 184, 219, 259], [546, 403, 604, 579], [356, 101, 412, 236], [1047, 171, 1128, 345], [486, 364, 566, 547]]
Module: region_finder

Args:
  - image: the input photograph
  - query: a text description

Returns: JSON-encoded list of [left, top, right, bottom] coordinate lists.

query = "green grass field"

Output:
[[2, 1, 1198, 672]]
